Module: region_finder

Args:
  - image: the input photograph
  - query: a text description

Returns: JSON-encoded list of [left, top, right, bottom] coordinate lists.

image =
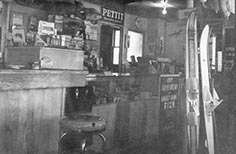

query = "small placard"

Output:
[[101, 7, 124, 25], [12, 13, 23, 28], [38, 20, 55, 35], [12, 28, 25, 44]]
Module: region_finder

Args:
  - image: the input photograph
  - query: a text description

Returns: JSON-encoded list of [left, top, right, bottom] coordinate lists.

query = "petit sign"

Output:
[[101, 7, 124, 25]]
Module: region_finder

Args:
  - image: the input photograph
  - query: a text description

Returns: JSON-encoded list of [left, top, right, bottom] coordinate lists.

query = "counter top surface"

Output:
[[0, 69, 88, 90], [86, 73, 159, 81], [0, 69, 87, 74]]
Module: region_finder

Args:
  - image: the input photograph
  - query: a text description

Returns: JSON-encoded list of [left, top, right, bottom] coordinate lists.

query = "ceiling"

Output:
[[15, 0, 231, 20], [122, 0, 188, 8], [43, 0, 190, 20], [122, 0, 189, 19]]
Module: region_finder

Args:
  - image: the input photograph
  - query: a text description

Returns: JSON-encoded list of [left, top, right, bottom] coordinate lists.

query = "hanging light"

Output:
[[162, 0, 168, 6], [162, 7, 167, 14], [161, 0, 167, 15]]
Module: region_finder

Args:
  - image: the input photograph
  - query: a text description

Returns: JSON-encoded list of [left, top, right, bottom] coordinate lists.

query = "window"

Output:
[[127, 31, 143, 62], [113, 30, 120, 65], [100, 25, 121, 72]]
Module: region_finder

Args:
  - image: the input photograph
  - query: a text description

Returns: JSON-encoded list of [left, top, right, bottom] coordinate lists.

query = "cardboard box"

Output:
[[38, 20, 55, 35], [6, 47, 84, 70]]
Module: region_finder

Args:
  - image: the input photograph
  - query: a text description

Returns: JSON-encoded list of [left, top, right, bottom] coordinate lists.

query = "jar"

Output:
[[32, 61, 40, 69]]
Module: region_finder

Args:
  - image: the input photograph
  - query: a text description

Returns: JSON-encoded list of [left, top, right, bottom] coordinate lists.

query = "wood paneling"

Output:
[[144, 97, 160, 144], [88, 97, 160, 151], [0, 88, 65, 154], [128, 98, 160, 147], [0, 69, 87, 154], [129, 100, 147, 147], [0, 88, 160, 154], [5, 47, 84, 70], [0, 70, 87, 90], [165, 19, 186, 65], [134, 75, 159, 96], [114, 101, 130, 147], [91, 103, 117, 151]]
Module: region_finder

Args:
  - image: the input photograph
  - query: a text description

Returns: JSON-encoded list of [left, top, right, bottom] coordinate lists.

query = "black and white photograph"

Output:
[[0, 0, 235, 154]]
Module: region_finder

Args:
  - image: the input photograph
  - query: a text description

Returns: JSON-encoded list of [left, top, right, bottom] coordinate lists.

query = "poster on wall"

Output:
[[12, 28, 25, 43], [101, 7, 124, 25], [12, 13, 23, 28], [158, 74, 181, 153]]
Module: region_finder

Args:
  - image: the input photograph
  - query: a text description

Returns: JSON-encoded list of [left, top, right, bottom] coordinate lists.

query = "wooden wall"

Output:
[[89, 97, 160, 153], [214, 14, 236, 153], [146, 18, 166, 58], [0, 88, 65, 154], [92, 103, 117, 150], [0, 70, 87, 154], [128, 98, 160, 147], [165, 19, 186, 66]]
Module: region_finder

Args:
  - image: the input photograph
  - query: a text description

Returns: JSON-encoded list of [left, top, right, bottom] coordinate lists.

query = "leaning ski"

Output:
[[185, 11, 199, 154], [199, 24, 222, 154]]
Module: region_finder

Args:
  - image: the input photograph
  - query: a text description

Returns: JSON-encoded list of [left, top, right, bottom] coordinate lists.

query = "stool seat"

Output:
[[60, 114, 106, 133], [59, 114, 107, 154]]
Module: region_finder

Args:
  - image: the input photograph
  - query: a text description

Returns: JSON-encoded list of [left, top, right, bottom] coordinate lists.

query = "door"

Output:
[[100, 25, 113, 71]]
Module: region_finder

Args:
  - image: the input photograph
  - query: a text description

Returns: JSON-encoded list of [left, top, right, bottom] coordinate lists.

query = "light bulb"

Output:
[[162, 7, 167, 15]]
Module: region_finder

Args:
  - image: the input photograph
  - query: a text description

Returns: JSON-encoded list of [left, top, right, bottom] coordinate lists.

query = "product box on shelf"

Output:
[[5, 47, 84, 70]]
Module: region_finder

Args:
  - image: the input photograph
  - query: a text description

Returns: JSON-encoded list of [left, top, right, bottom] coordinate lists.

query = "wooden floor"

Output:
[[63, 140, 236, 154], [64, 143, 164, 154], [62, 110, 236, 154]]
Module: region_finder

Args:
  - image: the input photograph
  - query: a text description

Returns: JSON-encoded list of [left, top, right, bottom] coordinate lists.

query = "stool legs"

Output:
[[59, 131, 107, 154], [81, 138, 86, 154], [59, 132, 68, 154], [95, 132, 106, 154], [59, 132, 85, 154]]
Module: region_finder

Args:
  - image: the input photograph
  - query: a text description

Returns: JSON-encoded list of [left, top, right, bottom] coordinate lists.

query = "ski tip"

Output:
[[203, 24, 209, 32], [200, 24, 210, 45], [189, 11, 195, 17]]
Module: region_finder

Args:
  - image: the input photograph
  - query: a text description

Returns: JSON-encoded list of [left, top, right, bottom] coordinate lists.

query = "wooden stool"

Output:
[[59, 114, 106, 154]]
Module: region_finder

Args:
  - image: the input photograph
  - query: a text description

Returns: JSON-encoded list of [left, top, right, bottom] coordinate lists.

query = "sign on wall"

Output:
[[101, 7, 124, 25], [159, 74, 181, 152]]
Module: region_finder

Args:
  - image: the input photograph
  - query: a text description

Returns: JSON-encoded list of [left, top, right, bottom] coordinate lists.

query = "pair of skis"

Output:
[[185, 12, 223, 154]]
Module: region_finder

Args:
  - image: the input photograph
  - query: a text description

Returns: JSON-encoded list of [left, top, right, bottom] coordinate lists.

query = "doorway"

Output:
[[100, 24, 121, 72]]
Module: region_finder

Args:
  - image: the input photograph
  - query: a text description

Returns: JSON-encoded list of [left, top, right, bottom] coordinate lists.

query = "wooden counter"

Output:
[[86, 74, 159, 96], [0, 70, 87, 154], [89, 97, 160, 152]]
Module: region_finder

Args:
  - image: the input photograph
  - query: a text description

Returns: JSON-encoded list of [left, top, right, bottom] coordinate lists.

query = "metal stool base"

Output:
[[59, 131, 106, 154]]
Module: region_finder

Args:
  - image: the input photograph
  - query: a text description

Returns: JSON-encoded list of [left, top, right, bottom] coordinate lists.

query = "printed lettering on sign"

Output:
[[159, 74, 180, 135], [159, 74, 181, 154], [162, 84, 178, 91], [101, 7, 124, 25]]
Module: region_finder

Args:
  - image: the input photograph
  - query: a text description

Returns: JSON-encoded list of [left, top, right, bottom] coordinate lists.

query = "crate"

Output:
[[5, 47, 84, 70]]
